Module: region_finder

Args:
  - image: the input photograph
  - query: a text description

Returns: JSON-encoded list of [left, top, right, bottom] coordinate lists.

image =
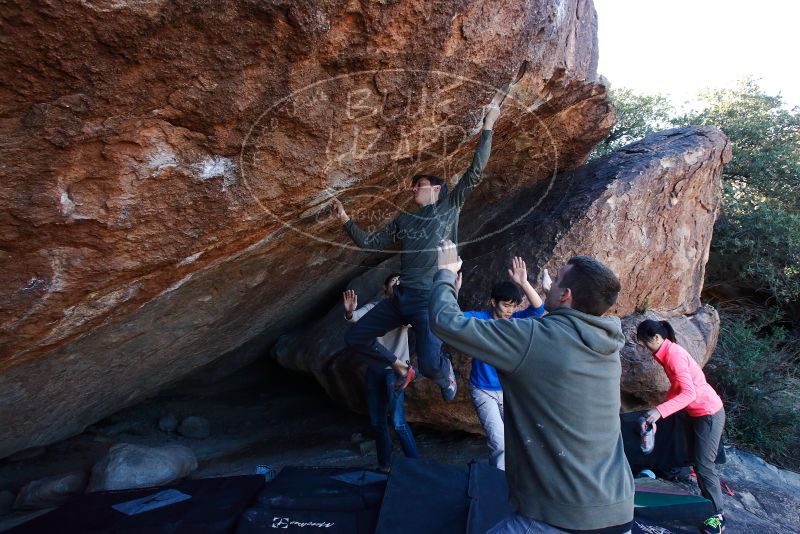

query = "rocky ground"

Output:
[[0, 359, 485, 531], [1, 359, 797, 533]]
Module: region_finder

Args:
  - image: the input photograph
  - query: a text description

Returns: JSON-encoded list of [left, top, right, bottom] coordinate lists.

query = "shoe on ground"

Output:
[[395, 366, 417, 391], [440, 357, 457, 402], [701, 514, 725, 534]]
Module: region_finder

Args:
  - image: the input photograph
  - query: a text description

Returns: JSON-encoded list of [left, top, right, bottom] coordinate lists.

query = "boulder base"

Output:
[[88, 444, 198, 492]]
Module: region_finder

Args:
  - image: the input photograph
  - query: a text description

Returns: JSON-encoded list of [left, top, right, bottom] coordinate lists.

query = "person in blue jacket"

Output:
[[459, 256, 550, 470]]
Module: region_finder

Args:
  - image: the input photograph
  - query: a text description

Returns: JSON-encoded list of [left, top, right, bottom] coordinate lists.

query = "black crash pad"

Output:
[[236, 467, 387, 534], [7, 475, 265, 534]]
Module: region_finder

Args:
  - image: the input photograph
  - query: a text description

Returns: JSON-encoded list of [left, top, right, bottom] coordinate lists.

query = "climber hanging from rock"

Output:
[[330, 93, 503, 401]]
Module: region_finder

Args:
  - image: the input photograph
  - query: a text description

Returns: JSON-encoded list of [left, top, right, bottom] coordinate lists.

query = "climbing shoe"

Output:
[[440, 356, 457, 402], [701, 514, 725, 534], [395, 365, 417, 391]]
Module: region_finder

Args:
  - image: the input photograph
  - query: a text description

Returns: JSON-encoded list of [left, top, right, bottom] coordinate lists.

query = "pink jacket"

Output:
[[654, 339, 723, 418]]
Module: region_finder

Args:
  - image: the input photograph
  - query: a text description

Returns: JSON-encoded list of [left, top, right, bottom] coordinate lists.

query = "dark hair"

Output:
[[560, 256, 621, 315], [412, 174, 448, 197], [384, 272, 400, 286], [490, 281, 523, 305], [636, 319, 677, 343]]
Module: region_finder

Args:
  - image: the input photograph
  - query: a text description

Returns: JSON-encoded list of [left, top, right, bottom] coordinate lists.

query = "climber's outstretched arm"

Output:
[[331, 198, 398, 250], [447, 101, 501, 209]]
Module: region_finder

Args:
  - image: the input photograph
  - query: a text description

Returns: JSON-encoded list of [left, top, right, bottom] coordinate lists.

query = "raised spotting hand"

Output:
[[343, 289, 358, 320], [507, 256, 529, 287], [437, 239, 463, 274], [541, 268, 552, 294]]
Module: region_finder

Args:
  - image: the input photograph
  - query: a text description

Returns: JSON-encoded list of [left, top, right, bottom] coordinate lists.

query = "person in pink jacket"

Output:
[[637, 319, 726, 534]]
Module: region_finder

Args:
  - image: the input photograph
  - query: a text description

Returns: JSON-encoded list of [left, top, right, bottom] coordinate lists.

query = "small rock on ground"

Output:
[[13, 471, 87, 510], [158, 414, 179, 433], [88, 443, 197, 492], [178, 416, 210, 439]]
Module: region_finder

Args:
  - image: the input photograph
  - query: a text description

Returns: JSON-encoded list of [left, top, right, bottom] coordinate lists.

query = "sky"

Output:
[[594, 0, 800, 107]]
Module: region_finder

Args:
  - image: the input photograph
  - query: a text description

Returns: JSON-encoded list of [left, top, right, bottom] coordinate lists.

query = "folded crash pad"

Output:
[[622, 411, 725, 476], [235, 467, 387, 534], [633, 478, 714, 524], [375, 457, 470, 534], [375, 458, 513, 534]]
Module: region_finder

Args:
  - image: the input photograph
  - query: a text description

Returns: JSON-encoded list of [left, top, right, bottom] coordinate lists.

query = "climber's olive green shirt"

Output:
[[343, 130, 493, 290], [429, 269, 635, 530]]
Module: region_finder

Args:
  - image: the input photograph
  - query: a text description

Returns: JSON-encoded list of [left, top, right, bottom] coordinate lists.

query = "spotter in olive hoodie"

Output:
[[429, 269, 634, 531]]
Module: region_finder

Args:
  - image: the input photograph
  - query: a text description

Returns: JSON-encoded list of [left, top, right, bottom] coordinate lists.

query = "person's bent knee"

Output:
[[390, 414, 405, 428], [418, 358, 440, 379]]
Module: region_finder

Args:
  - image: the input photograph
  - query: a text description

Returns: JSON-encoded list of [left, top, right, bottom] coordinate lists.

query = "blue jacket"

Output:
[[465, 304, 545, 390]]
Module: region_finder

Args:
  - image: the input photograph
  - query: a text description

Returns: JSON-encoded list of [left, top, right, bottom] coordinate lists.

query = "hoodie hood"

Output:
[[548, 307, 625, 356]]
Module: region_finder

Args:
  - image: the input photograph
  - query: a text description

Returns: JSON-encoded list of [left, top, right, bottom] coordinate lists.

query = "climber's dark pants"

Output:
[[691, 407, 726, 514], [345, 285, 447, 385]]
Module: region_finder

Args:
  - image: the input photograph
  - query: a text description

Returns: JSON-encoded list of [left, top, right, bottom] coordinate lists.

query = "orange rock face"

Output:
[[1, 0, 609, 456]]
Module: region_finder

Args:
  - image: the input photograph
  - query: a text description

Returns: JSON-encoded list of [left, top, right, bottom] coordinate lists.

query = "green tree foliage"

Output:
[[704, 307, 799, 465], [685, 80, 800, 306], [684, 78, 800, 207], [590, 88, 675, 158], [709, 198, 800, 305]]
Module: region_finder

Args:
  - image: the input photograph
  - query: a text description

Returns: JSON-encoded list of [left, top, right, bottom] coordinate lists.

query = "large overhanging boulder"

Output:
[[1, 1, 609, 457], [457, 127, 731, 317], [274, 126, 731, 431]]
